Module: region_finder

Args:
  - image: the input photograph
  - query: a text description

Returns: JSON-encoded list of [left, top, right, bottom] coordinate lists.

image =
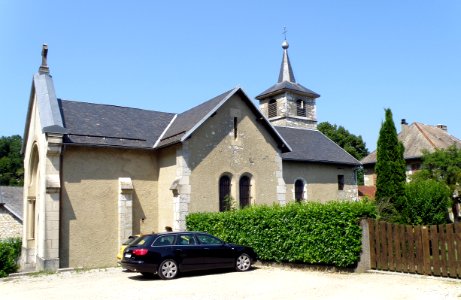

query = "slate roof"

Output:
[[256, 81, 320, 100], [361, 122, 461, 165], [59, 100, 175, 148], [0, 186, 23, 222], [275, 126, 360, 166], [156, 89, 234, 148]]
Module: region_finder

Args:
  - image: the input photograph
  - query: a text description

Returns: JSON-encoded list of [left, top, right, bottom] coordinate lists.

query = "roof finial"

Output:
[[282, 27, 289, 49], [39, 44, 50, 74]]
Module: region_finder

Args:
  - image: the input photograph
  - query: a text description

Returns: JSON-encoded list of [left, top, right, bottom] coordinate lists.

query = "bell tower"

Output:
[[256, 39, 320, 129]]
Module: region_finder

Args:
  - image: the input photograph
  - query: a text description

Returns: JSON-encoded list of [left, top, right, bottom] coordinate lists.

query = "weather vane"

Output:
[[282, 27, 287, 40]]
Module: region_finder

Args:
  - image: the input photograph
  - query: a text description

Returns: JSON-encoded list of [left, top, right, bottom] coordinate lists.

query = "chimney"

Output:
[[401, 119, 409, 133], [436, 124, 448, 131]]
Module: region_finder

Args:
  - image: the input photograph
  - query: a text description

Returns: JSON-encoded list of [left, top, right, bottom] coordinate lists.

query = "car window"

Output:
[[122, 235, 138, 245], [153, 235, 175, 246], [176, 234, 196, 245], [131, 235, 153, 246], [196, 234, 223, 245]]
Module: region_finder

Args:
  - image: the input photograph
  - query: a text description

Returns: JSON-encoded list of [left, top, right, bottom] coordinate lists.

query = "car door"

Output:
[[195, 233, 235, 268], [173, 233, 204, 271]]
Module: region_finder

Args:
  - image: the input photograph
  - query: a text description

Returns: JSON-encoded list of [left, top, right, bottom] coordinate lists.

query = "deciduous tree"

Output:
[[0, 135, 24, 186]]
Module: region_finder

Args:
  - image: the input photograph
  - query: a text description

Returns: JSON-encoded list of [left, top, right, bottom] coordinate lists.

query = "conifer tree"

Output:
[[375, 109, 406, 211]]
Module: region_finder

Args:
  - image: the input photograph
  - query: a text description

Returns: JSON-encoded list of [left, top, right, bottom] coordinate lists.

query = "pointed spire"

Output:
[[278, 40, 296, 83], [39, 44, 50, 74]]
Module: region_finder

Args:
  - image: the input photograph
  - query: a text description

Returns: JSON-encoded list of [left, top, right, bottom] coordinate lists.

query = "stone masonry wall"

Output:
[[0, 207, 22, 239]]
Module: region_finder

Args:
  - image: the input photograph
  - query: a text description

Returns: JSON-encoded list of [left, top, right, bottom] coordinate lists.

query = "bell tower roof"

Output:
[[278, 40, 296, 83], [256, 39, 319, 100]]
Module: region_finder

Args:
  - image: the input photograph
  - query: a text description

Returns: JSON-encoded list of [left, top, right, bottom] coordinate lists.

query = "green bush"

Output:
[[186, 201, 376, 267], [0, 237, 22, 277], [400, 179, 451, 225]]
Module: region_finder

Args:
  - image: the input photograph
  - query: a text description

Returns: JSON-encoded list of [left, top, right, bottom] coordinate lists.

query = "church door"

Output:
[[239, 176, 251, 208]]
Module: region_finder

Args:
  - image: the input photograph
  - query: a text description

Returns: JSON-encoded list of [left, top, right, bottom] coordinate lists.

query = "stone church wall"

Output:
[[284, 161, 358, 202], [60, 146, 158, 268], [187, 94, 283, 212]]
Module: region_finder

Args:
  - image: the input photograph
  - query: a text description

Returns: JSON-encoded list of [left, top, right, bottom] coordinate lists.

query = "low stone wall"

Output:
[[0, 207, 22, 239]]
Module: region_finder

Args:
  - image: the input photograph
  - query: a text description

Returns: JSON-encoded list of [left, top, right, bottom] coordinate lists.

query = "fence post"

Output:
[[355, 218, 371, 273]]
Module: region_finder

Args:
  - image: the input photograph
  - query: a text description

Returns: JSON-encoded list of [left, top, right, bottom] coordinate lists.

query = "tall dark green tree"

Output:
[[375, 109, 406, 211], [0, 135, 24, 186]]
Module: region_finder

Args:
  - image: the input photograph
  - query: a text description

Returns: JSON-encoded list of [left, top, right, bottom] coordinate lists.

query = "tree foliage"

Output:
[[317, 122, 369, 160], [401, 179, 451, 225], [0, 135, 24, 186], [413, 145, 461, 197], [375, 109, 406, 210]]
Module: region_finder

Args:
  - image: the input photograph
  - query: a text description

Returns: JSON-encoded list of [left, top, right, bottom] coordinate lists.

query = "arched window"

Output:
[[219, 175, 231, 212], [296, 99, 306, 117], [295, 179, 305, 202], [239, 175, 251, 208], [268, 99, 277, 118]]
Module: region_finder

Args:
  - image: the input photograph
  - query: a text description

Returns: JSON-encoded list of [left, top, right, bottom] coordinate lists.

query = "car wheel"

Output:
[[140, 272, 154, 278], [157, 259, 179, 280], [235, 253, 251, 272]]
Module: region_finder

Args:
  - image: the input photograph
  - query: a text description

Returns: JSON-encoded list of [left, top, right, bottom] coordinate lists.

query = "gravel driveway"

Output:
[[1, 265, 460, 300]]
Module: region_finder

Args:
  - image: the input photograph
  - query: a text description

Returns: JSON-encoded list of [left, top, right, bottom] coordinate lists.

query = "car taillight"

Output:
[[132, 248, 148, 256]]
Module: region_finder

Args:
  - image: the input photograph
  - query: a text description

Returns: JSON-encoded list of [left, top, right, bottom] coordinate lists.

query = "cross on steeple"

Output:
[[282, 27, 287, 40], [39, 44, 50, 74]]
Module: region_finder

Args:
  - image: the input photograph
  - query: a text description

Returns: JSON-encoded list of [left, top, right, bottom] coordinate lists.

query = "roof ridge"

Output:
[[58, 99, 175, 115], [414, 122, 437, 149]]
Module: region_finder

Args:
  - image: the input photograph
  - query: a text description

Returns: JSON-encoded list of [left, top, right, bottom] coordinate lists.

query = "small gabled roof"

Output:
[[276, 126, 360, 166], [59, 100, 175, 149], [156, 87, 291, 153], [0, 186, 23, 222], [361, 122, 461, 165]]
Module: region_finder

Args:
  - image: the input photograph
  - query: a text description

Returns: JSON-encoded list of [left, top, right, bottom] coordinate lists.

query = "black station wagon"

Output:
[[120, 232, 257, 279]]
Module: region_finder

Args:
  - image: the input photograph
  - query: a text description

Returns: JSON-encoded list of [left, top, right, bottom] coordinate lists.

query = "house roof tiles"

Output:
[[361, 122, 461, 165]]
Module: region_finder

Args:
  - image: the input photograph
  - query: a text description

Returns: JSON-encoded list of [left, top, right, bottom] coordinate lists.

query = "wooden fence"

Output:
[[368, 219, 461, 278]]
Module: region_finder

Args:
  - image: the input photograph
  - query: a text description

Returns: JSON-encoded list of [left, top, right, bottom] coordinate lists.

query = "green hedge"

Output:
[[0, 237, 21, 277], [186, 201, 376, 267]]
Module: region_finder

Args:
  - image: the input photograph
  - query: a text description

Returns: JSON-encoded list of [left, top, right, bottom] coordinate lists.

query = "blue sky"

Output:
[[1, 1, 460, 151]]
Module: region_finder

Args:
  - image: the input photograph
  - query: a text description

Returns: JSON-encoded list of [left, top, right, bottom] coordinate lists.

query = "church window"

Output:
[[219, 175, 231, 212], [233, 117, 238, 139], [294, 179, 305, 202], [268, 99, 277, 118], [296, 99, 306, 117], [337, 175, 344, 190], [239, 175, 251, 208]]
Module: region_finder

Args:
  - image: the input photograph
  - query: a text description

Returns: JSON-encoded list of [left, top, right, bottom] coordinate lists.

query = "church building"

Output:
[[21, 41, 359, 271]]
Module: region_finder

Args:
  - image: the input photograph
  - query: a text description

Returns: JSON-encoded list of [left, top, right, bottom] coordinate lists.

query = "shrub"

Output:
[[186, 201, 376, 267], [0, 237, 21, 277], [400, 179, 451, 225]]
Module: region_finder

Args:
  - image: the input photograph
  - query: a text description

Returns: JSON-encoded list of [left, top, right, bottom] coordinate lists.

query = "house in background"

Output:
[[21, 40, 359, 272], [0, 186, 23, 239], [361, 119, 461, 188]]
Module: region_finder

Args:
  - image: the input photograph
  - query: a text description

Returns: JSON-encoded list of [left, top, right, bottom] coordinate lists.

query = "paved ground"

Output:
[[1, 265, 461, 300]]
